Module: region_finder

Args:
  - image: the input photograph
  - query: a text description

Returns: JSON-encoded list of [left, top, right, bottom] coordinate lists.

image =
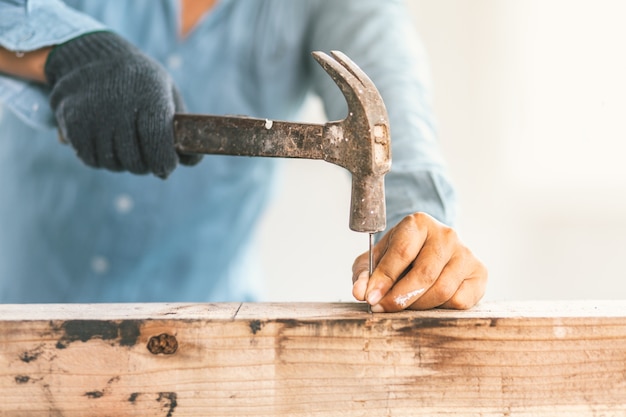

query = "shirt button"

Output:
[[167, 54, 183, 70], [114, 194, 134, 214], [32, 103, 39, 112], [91, 256, 109, 274]]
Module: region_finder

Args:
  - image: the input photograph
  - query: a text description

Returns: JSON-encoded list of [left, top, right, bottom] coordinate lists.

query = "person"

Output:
[[0, 0, 487, 311]]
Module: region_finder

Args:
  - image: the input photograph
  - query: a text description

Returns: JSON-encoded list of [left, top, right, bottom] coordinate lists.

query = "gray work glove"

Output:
[[45, 31, 201, 178]]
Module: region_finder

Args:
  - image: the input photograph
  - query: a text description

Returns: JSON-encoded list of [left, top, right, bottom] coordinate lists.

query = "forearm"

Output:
[[0, 0, 102, 83], [0, 46, 52, 83], [0, 0, 104, 129]]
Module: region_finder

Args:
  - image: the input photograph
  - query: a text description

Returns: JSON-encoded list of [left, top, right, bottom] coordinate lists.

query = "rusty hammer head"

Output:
[[312, 51, 391, 234]]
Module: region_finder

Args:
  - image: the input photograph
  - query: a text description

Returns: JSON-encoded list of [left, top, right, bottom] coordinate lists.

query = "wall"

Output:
[[260, 0, 626, 302]]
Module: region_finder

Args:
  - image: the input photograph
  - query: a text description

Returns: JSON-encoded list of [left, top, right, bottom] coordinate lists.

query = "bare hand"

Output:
[[352, 212, 487, 312]]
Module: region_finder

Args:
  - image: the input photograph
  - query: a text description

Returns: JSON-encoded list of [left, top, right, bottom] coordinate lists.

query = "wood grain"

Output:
[[1, 301, 625, 416]]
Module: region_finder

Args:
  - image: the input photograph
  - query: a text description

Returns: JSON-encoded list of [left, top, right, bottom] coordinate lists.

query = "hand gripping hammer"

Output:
[[174, 51, 391, 283]]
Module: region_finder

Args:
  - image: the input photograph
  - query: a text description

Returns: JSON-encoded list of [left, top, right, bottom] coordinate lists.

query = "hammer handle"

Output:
[[174, 114, 326, 161], [174, 113, 387, 233]]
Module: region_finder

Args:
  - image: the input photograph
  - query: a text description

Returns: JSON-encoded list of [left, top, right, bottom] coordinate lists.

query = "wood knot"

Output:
[[147, 333, 178, 355]]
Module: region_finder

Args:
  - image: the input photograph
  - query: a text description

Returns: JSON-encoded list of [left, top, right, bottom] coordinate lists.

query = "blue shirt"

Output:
[[0, 0, 456, 303]]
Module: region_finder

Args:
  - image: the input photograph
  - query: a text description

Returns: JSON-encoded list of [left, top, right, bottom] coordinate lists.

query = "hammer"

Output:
[[174, 51, 391, 281]]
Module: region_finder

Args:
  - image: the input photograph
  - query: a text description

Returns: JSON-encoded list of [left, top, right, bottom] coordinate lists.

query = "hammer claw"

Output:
[[312, 51, 368, 110], [312, 51, 383, 106], [329, 50, 373, 90]]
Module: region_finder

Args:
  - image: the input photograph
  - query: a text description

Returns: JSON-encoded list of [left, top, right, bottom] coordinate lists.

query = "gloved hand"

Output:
[[45, 31, 201, 178]]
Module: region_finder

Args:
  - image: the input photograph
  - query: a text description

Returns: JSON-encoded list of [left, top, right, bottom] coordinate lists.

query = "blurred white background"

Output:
[[260, 0, 626, 303]]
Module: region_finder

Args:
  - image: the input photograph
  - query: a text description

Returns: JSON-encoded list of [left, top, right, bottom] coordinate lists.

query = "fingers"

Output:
[[403, 252, 470, 310], [364, 218, 428, 306], [351, 252, 368, 300], [371, 221, 457, 312], [112, 115, 143, 173], [137, 107, 178, 179], [178, 152, 203, 166], [61, 110, 100, 169], [351, 234, 387, 300], [405, 247, 487, 310], [352, 269, 369, 301], [351, 212, 488, 312], [440, 263, 488, 310]]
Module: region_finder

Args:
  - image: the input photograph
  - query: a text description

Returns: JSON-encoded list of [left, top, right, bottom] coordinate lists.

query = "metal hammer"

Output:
[[174, 51, 392, 235]]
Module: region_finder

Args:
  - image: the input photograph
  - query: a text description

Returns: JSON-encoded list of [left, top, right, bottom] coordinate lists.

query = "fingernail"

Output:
[[370, 304, 385, 313], [367, 289, 383, 306]]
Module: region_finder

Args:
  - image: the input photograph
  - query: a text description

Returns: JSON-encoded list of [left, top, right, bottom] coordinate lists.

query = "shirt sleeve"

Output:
[[0, 0, 105, 129], [306, 0, 457, 229]]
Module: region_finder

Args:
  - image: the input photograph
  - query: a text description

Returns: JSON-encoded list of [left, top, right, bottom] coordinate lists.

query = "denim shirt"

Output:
[[0, 0, 456, 302]]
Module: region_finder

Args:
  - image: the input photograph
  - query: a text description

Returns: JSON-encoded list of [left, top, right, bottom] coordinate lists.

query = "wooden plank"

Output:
[[1, 301, 625, 416]]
